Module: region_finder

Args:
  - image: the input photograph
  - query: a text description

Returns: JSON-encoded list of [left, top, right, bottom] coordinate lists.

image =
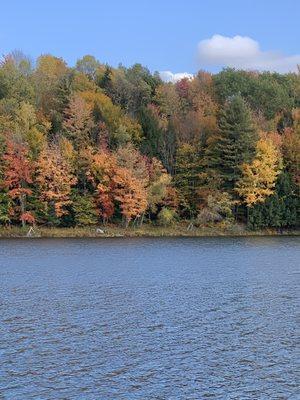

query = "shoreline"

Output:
[[0, 224, 299, 238]]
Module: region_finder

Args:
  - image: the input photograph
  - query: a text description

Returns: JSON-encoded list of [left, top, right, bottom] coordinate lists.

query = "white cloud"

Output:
[[197, 34, 300, 73], [159, 70, 194, 83]]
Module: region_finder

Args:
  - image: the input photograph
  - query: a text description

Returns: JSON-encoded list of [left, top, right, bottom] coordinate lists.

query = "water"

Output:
[[0, 237, 299, 399]]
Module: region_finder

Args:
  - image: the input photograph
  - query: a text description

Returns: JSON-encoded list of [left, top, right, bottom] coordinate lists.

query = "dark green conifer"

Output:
[[211, 95, 258, 191]]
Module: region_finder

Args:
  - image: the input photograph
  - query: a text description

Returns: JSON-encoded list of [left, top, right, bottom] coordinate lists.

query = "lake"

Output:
[[0, 237, 299, 399]]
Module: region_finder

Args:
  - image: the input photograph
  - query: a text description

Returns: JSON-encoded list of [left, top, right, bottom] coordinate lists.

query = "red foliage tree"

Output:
[[2, 139, 35, 226]]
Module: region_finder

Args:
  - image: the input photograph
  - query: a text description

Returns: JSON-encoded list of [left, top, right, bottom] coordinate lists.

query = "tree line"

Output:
[[0, 52, 299, 229]]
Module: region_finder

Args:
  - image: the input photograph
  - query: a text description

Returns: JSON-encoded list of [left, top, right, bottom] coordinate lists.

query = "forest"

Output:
[[0, 51, 299, 231]]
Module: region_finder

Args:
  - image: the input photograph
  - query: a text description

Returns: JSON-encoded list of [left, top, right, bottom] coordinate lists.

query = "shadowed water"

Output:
[[0, 237, 299, 399]]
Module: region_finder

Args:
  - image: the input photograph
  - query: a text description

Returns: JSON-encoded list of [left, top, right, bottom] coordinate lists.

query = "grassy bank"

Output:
[[0, 223, 299, 238]]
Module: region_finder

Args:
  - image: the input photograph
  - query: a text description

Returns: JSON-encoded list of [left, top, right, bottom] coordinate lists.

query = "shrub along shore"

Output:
[[0, 223, 299, 238]]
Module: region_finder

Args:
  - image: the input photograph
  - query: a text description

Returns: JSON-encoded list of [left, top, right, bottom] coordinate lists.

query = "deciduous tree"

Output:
[[37, 145, 77, 223], [63, 94, 94, 148], [2, 139, 34, 226], [113, 167, 148, 227], [236, 138, 281, 207]]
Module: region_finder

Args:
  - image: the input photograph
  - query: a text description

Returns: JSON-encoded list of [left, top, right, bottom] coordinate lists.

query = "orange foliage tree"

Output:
[[113, 167, 148, 227], [87, 151, 116, 222], [87, 148, 148, 225], [36, 145, 77, 221]]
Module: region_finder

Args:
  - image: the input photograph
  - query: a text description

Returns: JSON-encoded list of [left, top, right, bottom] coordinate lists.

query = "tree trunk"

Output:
[[139, 212, 145, 227], [20, 194, 25, 227]]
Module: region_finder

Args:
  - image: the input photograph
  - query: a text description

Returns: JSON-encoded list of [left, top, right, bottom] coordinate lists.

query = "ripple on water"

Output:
[[0, 237, 299, 399]]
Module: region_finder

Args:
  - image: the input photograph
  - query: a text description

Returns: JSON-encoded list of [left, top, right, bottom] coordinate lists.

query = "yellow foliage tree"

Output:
[[236, 138, 281, 207], [80, 91, 142, 147]]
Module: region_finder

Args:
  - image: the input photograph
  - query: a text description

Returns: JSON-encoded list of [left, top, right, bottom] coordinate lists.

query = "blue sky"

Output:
[[1, 0, 299, 76]]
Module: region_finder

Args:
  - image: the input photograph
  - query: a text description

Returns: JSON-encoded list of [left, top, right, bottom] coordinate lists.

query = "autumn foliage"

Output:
[[236, 138, 282, 206], [2, 139, 34, 225], [0, 52, 298, 229], [37, 145, 77, 218]]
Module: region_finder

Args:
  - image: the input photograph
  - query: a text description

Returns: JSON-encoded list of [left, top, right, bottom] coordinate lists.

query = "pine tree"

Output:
[[174, 143, 201, 217], [139, 106, 163, 159], [72, 192, 99, 226], [248, 172, 299, 229], [211, 95, 258, 191]]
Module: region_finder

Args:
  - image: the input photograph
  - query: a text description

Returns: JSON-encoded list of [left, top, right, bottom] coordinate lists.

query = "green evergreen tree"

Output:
[[98, 66, 113, 94], [0, 192, 11, 225], [248, 172, 299, 230], [174, 143, 201, 218], [211, 95, 258, 191], [72, 193, 99, 226], [139, 106, 163, 159]]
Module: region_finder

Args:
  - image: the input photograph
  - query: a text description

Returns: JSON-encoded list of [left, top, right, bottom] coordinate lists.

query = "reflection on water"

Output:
[[0, 237, 299, 399]]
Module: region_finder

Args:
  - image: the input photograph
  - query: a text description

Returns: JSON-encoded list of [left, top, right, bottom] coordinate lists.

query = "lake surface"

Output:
[[0, 237, 299, 399]]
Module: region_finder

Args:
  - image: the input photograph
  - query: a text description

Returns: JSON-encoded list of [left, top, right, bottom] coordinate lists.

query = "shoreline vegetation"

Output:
[[0, 223, 299, 238], [0, 53, 299, 233]]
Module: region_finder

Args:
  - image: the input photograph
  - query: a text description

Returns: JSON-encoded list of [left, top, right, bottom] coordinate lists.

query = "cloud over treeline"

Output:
[[197, 34, 300, 73], [159, 35, 300, 82]]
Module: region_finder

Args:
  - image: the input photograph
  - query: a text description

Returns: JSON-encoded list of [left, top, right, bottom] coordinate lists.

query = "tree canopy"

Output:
[[0, 51, 299, 230]]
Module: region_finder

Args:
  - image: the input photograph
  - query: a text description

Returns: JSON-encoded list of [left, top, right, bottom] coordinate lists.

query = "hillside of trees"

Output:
[[0, 52, 299, 230]]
